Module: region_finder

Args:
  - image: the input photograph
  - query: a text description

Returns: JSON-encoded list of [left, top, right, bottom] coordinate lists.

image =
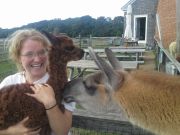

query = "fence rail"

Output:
[[73, 36, 124, 48], [69, 107, 155, 135], [155, 39, 180, 75], [71, 115, 154, 135]]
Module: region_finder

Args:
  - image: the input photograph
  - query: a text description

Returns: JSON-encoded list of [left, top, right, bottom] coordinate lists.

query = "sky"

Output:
[[0, 0, 129, 29]]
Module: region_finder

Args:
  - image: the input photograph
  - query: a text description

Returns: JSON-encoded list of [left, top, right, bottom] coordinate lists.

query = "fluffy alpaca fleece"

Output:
[[169, 41, 176, 57], [63, 47, 180, 135], [168, 41, 180, 62], [0, 32, 84, 135]]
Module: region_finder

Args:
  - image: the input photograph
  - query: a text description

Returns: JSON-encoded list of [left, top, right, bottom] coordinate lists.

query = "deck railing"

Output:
[[155, 39, 180, 75], [70, 109, 154, 135]]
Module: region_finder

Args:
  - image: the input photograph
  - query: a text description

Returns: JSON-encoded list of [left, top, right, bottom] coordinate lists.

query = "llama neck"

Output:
[[117, 71, 180, 135]]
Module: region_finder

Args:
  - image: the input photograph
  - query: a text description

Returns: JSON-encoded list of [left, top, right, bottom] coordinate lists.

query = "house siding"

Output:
[[156, 0, 176, 48], [123, 0, 158, 47], [133, 0, 158, 47]]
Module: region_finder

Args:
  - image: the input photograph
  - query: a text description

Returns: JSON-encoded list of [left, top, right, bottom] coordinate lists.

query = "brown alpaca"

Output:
[[63, 47, 180, 135], [0, 32, 84, 135]]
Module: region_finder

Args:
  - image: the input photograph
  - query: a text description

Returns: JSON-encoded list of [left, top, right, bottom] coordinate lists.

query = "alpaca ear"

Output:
[[41, 31, 58, 46], [105, 48, 123, 70], [88, 47, 122, 90]]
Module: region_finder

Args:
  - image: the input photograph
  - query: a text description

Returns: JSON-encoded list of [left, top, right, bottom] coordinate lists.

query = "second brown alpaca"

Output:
[[0, 32, 84, 135]]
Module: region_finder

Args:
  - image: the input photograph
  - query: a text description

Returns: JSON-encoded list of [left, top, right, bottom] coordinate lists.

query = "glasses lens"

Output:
[[21, 49, 48, 58], [38, 49, 47, 57]]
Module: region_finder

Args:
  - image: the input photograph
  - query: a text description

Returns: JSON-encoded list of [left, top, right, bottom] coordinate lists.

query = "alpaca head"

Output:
[[42, 31, 85, 112], [42, 31, 84, 64], [63, 47, 124, 113]]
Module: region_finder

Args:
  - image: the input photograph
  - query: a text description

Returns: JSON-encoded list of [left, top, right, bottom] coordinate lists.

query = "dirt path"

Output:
[[139, 50, 156, 71]]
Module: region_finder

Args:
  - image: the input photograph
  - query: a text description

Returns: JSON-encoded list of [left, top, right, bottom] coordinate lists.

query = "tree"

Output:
[[0, 16, 124, 38]]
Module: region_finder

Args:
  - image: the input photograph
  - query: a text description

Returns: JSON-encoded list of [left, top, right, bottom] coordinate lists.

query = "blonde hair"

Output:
[[6, 29, 51, 71]]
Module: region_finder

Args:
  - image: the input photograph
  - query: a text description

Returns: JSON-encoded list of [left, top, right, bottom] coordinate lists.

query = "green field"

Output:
[[0, 48, 17, 82], [0, 60, 16, 82]]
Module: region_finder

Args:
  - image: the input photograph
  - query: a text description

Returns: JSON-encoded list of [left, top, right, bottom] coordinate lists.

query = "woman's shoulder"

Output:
[[3, 72, 24, 82], [0, 72, 25, 88]]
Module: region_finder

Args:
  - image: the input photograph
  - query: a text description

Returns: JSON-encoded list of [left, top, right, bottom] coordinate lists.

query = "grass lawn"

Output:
[[0, 60, 16, 82]]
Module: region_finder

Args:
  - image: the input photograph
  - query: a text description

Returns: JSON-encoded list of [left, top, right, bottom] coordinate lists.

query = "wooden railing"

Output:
[[70, 109, 154, 135], [155, 39, 180, 75]]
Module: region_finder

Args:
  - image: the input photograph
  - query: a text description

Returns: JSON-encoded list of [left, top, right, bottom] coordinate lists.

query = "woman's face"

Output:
[[20, 39, 48, 81]]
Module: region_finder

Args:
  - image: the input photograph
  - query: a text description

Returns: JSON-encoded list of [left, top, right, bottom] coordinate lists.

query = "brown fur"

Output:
[[63, 47, 180, 135], [0, 32, 84, 135]]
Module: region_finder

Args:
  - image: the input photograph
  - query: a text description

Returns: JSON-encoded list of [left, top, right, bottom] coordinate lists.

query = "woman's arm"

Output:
[[46, 106, 72, 135], [28, 84, 72, 135], [0, 117, 41, 135], [0, 74, 41, 135]]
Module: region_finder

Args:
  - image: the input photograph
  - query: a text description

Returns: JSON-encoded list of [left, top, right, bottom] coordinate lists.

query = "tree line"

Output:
[[0, 15, 124, 38]]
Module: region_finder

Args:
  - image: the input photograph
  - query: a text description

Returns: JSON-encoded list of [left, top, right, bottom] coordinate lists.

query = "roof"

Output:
[[121, 0, 136, 11]]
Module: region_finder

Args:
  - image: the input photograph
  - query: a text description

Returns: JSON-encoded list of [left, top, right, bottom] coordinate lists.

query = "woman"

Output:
[[0, 29, 75, 135]]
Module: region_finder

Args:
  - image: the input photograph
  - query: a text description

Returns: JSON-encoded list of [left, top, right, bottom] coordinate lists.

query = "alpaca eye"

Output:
[[65, 46, 74, 52], [83, 81, 96, 95]]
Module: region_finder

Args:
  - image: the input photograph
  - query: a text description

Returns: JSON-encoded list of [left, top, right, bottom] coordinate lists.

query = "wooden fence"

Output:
[[71, 115, 154, 135], [155, 39, 180, 75], [70, 109, 154, 135], [73, 36, 124, 48]]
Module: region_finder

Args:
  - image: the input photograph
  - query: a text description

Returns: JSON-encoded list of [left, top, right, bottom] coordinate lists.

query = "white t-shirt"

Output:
[[0, 72, 75, 135]]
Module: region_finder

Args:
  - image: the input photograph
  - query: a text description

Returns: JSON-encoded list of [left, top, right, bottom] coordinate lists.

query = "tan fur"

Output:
[[113, 70, 180, 135], [169, 41, 176, 57], [98, 85, 109, 105]]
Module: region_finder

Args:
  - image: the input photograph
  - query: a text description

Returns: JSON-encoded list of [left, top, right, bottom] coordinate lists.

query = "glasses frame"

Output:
[[21, 49, 48, 59]]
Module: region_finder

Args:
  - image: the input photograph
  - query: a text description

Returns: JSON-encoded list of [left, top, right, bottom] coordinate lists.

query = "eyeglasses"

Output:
[[21, 49, 48, 59]]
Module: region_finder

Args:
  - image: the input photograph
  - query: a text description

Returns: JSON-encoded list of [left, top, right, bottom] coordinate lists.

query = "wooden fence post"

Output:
[[89, 34, 92, 46], [79, 34, 81, 48]]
